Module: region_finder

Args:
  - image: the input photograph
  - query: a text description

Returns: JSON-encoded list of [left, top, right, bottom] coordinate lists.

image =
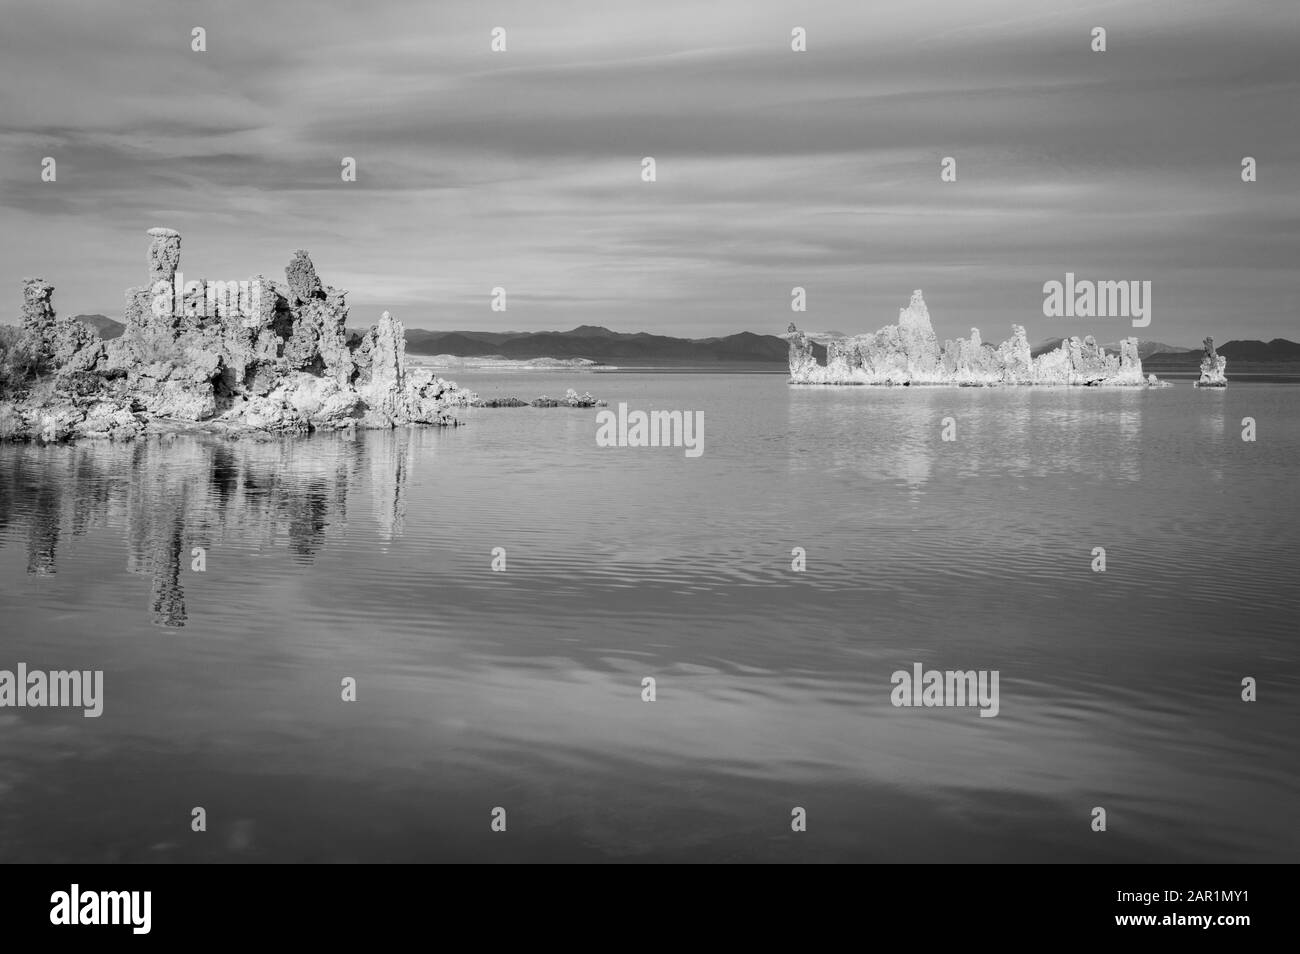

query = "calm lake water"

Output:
[[1, 373, 1297, 862]]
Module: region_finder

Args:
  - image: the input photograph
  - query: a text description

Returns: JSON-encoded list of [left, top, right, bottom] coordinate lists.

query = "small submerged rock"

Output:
[[473, 388, 607, 409], [531, 388, 606, 408]]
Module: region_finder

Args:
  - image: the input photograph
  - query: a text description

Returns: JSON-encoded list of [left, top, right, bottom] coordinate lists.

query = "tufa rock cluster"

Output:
[[1194, 336, 1228, 388], [2, 228, 477, 441], [788, 290, 1153, 387]]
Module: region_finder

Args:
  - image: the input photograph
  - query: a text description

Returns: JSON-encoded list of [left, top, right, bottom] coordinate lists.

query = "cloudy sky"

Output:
[[0, 0, 1296, 343]]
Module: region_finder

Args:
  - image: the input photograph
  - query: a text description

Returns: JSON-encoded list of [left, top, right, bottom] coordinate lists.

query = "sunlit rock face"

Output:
[[3, 229, 478, 441], [787, 326, 822, 382], [1117, 338, 1145, 385], [997, 325, 1034, 384], [1195, 336, 1228, 388], [146, 227, 182, 285], [787, 290, 1155, 387]]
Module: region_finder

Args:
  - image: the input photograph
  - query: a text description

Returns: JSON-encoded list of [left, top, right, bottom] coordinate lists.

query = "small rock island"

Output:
[[1194, 337, 1228, 388], [787, 290, 1164, 387]]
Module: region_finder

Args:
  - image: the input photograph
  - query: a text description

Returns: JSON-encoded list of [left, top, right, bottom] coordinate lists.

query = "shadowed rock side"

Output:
[[1, 229, 478, 441], [787, 290, 1155, 387], [1194, 336, 1228, 388]]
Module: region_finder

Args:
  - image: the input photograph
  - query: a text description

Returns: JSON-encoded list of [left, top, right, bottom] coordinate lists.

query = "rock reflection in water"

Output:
[[0, 429, 428, 626]]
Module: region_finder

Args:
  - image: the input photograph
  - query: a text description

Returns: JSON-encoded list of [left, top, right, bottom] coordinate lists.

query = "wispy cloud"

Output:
[[1, 0, 1296, 342]]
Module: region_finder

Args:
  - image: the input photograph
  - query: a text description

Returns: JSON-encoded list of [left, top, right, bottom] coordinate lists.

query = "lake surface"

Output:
[[2, 373, 1297, 862]]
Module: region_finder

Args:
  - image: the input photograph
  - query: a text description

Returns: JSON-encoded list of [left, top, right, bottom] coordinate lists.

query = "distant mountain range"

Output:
[[1143, 338, 1300, 372], [1214, 339, 1300, 360], [398, 325, 789, 365], [66, 316, 1300, 370], [70, 316, 790, 363]]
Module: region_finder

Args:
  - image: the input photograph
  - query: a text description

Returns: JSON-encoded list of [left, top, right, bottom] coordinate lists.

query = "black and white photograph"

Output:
[[0, 0, 1295, 924]]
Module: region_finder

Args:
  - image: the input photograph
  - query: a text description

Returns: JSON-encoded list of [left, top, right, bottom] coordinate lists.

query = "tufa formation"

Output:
[[2, 228, 477, 441], [787, 290, 1156, 387], [1194, 336, 1228, 388]]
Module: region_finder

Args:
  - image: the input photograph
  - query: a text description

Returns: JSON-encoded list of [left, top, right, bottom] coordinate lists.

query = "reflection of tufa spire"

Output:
[[370, 430, 414, 541], [150, 512, 188, 628], [1, 430, 426, 622], [209, 445, 239, 500], [26, 483, 60, 575], [287, 479, 331, 561], [69, 447, 110, 536]]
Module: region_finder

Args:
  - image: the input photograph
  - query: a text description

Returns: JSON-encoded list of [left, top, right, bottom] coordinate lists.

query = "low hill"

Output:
[[398, 326, 790, 365], [1219, 338, 1300, 361], [1144, 338, 1300, 373], [74, 314, 124, 339], [70, 317, 791, 365]]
